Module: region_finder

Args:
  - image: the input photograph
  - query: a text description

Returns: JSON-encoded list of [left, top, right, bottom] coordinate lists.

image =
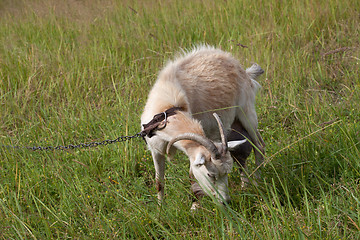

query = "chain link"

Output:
[[1, 133, 143, 151], [1, 108, 174, 152]]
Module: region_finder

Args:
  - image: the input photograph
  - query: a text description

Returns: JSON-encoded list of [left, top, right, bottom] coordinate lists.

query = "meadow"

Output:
[[0, 0, 359, 239]]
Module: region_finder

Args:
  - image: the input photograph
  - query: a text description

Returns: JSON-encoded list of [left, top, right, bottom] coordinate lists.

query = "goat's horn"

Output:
[[212, 113, 228, 153], [166, 133, 221, 159]]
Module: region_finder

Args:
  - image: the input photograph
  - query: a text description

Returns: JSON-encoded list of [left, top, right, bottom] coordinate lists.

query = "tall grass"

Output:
[[1, 0, 359, 239]]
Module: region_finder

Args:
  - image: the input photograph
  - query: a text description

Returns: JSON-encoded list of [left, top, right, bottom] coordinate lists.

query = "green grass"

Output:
[[1, 0, 359, 239]]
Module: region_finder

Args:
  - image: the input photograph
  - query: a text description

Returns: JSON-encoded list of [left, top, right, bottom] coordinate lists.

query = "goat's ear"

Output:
[[227, 140, 247, 150], [193, 153, 206, 167]]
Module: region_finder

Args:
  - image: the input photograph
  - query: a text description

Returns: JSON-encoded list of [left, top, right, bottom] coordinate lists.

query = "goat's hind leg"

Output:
[[255, 130, 265, 167], [229, 119, 253, 187], [237, 108, 265, 179]]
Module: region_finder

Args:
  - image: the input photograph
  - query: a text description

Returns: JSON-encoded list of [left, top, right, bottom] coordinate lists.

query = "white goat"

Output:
[[141, 45, 264, 207]]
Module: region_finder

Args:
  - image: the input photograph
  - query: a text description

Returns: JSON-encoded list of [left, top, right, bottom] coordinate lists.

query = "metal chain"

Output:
[[1, 133, 143, 151], [1, 108, 175, 152]]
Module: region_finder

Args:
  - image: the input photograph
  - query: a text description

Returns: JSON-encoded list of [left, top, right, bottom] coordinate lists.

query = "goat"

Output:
[[141, 45, 264, 207]]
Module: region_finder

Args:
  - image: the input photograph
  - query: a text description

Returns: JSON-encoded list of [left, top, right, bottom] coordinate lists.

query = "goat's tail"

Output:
[[246, 63, 264, 80], [246, 63, 264, 92]]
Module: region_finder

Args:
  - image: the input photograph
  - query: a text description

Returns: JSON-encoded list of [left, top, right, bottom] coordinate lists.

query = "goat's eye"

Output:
[[207, 173, 216, 180]]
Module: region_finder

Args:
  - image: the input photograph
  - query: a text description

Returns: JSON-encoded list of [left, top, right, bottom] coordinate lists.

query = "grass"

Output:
[[0, 0, 359, 239]]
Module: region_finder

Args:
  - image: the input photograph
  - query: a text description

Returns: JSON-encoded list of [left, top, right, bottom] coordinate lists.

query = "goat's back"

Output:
[[142, 46, 262, 141], [171, 46, 259, 138], [173, 46, 250, 113]]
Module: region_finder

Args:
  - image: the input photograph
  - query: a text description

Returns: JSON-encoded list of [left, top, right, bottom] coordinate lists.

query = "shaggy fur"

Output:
[[141, 45, 264, 206]]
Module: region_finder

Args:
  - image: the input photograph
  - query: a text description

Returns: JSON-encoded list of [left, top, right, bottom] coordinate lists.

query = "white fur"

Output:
[[141, 45, 264, 206]]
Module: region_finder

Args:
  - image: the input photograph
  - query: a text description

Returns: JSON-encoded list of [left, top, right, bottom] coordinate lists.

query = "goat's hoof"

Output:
[[241, 177, 258, 189], [190, 202, 200, 211]]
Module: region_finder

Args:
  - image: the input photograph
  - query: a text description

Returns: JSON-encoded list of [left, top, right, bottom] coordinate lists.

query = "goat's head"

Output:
[[166, 113, 246, 204]]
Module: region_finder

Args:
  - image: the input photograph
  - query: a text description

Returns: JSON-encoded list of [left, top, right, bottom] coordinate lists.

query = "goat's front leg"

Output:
[[190, 181, 206, 211], [189, 168, 206, 211], [152, 151, 166, 204]]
